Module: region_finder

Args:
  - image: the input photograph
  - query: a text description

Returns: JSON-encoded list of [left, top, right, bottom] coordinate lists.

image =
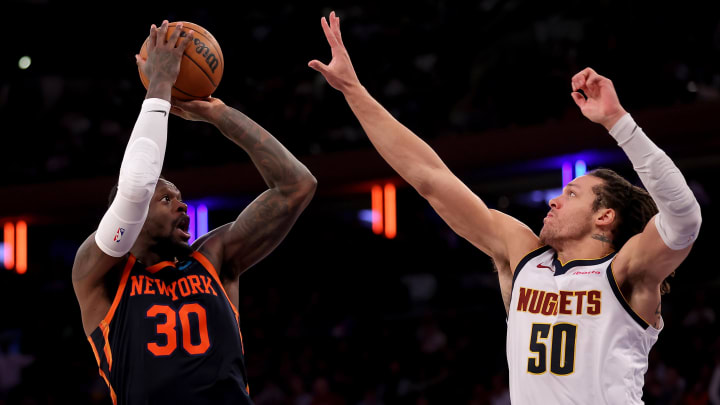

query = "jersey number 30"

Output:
[[146, 303, 211, 356], [528, 322, 577, 375]]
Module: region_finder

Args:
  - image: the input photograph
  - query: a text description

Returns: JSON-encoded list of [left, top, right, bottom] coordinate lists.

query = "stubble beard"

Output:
[[539, 218, 593, 249]]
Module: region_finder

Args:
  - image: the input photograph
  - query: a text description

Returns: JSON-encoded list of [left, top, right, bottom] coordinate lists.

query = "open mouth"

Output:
[[176, 216, 191, 240]]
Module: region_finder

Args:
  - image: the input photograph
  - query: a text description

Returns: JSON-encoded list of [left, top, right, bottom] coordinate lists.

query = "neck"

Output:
[[131, 238, 178, 267], [553, 234, 615, 265]]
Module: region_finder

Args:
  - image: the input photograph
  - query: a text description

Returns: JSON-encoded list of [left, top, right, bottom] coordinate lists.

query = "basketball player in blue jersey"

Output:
[[72, 21, 316, 405], [310, 12, 701, 404]]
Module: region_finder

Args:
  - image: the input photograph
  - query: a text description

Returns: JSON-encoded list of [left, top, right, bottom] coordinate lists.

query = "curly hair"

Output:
[[588, 168, 673, 294]]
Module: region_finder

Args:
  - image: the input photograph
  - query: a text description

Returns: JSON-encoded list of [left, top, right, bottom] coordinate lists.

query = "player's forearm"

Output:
[[95, 99, 170, 257], [343, 85, 448, 195], [610, 114, 701, 249], [213, 107, 316, 194]]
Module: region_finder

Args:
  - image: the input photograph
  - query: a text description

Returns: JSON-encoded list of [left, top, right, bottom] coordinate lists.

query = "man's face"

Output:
[[144, 179, 192, 256], [539, 175, 605, 247]]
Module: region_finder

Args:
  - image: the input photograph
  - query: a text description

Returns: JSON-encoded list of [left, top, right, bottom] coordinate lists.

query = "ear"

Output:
[[594, 208, 615, 227]]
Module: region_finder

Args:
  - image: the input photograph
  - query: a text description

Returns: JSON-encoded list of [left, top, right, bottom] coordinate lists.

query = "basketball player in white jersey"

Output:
[[309, 12, 702, 404]]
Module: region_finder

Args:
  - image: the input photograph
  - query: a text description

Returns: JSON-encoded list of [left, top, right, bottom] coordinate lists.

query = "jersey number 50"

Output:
[[528, 322, 577, 375], [146, 303, 211, 356]]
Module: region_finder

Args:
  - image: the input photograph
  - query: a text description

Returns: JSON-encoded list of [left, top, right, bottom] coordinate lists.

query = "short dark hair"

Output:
[[588, 168, 672, 294], [107, 174, 166, 208]]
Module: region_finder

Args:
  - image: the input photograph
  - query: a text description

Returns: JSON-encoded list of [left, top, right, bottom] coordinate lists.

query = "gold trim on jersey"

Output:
[[555, 250, 616, 267]]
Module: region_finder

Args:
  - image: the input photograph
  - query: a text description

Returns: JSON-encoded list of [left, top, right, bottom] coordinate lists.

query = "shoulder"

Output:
[[191, 223, 233, 279], [486, 209, 541, 270]]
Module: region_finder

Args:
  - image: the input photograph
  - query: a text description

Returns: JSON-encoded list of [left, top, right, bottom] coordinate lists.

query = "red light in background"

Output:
[[4, 222, 14, 270], [383, 184, 396, 239], [15, 221, 27, 274], [371, 185, 383, 235]]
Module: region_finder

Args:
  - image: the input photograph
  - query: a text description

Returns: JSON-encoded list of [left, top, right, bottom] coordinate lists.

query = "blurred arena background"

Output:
[[1, 1, 719, 404]]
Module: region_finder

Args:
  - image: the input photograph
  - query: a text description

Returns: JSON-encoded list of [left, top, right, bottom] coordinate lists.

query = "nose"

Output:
[[176, 200, 188, 213], [548, 195, 560, 209]]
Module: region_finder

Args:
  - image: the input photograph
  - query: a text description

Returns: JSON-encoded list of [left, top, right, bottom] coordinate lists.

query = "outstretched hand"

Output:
[[308, 11, 362, 93], [570, 68, 627, 131], [170, 97, 227, 123]]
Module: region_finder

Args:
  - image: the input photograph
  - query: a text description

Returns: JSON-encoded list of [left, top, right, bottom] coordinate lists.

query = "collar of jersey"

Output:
[[146, 260, 177, 274], [551, 250, 617, 276]]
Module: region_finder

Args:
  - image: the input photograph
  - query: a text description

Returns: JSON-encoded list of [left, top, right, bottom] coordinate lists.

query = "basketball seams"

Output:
[[169, 22, 224, 73], [169, 22, 224, 82], [181, 53, 219, 88], [172, 84, 203, 99]]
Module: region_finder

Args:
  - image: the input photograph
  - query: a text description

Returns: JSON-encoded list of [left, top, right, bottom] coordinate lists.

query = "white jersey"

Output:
[[507, 246, 662, 404]]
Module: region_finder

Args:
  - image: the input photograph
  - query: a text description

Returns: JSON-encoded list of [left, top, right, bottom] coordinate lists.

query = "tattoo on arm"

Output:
[[654, 302, 661, 328], [215, 107, 311, 190]]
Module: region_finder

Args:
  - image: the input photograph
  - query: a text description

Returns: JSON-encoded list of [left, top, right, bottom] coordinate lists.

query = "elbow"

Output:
[[301, 172, 318, 198], [290, 170, 317, 206], [656, 201, 702, 250]]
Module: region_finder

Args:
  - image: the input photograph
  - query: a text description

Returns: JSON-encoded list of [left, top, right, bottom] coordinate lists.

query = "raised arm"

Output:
[[571, 67, 702, 323], [170, 98, 316, 279], [72, 21, 193, 334], [309, 12, 539, 267]]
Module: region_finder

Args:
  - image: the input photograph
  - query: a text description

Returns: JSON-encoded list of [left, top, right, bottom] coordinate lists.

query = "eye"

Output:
[[161, 195, 171, 202], [569, 191, 577, 197]]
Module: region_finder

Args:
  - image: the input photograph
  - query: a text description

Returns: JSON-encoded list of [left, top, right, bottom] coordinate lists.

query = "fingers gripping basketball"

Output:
[[139, 22, 224, 100]]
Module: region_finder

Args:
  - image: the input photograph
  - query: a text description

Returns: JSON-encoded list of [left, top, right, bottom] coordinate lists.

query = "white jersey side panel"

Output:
[[507, 246, 661, 404]]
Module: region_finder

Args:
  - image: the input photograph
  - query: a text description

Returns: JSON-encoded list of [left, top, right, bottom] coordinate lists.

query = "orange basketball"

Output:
[[138, 22, 224, 100]]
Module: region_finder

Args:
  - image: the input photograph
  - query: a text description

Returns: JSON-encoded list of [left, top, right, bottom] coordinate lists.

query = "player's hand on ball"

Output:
[[570, 68, 627, 130], [136, 20, 194, 84], [170, 97, 226, 123]]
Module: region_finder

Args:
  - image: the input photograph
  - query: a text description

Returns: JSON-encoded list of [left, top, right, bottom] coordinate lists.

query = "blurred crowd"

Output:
[[1, 1, 720, 404], [2, 1, 720, 187], [1, 193, 719, 404]]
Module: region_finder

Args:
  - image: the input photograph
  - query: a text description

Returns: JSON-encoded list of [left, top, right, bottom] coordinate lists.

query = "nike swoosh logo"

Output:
[[537, 264, 554, 272], [148, 110, 167, 116]]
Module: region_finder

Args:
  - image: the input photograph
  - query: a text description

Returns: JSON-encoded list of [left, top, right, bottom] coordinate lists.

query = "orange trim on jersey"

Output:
[[146, 260, 176, 273], [102, 255, 136, 327], [87, 336, 102, 367], [191, 251, 239, 317], [191, 251, 245, 354], [87, 336, 117, 405], [101, 320, 113, 371]]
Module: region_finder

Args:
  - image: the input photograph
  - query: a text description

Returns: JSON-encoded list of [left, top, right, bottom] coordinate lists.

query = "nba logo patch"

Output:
[[114, 227, 125, 243]]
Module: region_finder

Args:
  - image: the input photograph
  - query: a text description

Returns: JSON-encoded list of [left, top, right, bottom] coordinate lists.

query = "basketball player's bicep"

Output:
[[617, 217, 692, 284], [423, 173, 536, 259], [71, 233, 125, 309], [219, 188, 309, 277]]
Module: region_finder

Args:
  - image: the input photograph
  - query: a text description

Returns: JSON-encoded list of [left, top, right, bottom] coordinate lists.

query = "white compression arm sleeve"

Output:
[[609, 113, 701, 250], [95, 98, 170, 257]]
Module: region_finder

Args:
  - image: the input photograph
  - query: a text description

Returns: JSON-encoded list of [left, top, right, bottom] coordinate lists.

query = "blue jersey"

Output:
[[87, 251, 252, 405]]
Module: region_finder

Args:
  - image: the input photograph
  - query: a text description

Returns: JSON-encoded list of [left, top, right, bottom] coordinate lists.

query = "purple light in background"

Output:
[[0, 242, 3, 262], [187, 204, 196, 244], [574, 160, 587, 178], [197, 205, 208, 237], [358, 209, 374, 224], [531, 190, 544, 203], [562, 161, 572, 187]]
